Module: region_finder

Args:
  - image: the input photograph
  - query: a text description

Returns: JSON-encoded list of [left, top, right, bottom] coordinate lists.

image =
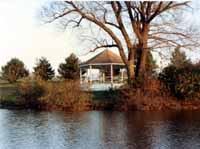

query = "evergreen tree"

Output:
[[170, 46, 191, 68], [145, 51, 158, 75], [1, 58, 29, 83], [58, 53, 80, 80], [33, 57, 55, 80], [135, 50, 157, 77]]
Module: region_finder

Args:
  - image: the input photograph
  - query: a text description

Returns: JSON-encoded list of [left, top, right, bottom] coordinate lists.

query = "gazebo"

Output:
[[80, 49, 127, 90]]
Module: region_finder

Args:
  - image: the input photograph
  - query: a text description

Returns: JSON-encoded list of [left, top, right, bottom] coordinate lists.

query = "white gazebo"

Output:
[[80, 49, 127, 90]]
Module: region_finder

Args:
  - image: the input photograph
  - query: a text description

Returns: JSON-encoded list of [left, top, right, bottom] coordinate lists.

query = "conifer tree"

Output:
[[33, 57, 55, 80], [58, 53, 80, 80], [170, 46, 191, 68]]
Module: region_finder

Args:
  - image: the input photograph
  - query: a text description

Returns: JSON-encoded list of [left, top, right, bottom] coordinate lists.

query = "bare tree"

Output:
[[41, 1, 199, 83]]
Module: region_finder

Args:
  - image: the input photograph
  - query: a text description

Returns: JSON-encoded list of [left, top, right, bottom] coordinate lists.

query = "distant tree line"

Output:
[[0, 53, 80, 83]]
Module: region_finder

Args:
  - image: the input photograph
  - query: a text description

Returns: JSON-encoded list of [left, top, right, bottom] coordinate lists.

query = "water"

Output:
[[0, 110, 200, 149]]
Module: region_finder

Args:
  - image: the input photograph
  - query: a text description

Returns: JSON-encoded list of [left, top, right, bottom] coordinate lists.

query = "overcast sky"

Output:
[[0, 0, 80, 72], [0, 0, 200, 73]]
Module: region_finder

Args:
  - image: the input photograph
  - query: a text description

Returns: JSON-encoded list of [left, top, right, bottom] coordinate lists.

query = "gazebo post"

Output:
[[110, 64, 113, 87], [103, 72, 105, 82], [89, 65, 92, 84], [121, 69, 124, 82], [80, 67, 82, 84]]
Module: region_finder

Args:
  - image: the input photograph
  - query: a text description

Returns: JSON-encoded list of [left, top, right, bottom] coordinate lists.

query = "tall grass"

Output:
[[39, 80, 91, 111], [119, 78, 175, 110], [2, 77, 200, 111], [18, 79, 45, 108], [18, 78, 91, 111]]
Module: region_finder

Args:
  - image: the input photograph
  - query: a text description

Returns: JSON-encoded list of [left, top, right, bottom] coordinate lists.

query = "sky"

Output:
[[0, 0, 80, 72], [0, 0, 200, 73]]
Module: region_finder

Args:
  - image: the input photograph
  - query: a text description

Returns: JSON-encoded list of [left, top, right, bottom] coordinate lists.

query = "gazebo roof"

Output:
[[82, 49, 124, 65]]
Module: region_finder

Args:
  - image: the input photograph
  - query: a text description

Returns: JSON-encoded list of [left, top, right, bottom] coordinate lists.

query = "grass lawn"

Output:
[[0, 82, 18, 88], [0, 82, 23, 108], [0, 82, 18, 101]]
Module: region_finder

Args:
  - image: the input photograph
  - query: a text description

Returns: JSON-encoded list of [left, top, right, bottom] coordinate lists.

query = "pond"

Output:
[[0, 109, 200, 149]]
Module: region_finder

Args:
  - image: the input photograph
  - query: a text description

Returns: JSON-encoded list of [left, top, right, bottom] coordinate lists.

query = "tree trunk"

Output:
[[127, 60, 135, 83], [137, 24, 149, 78], [138, 46, 148, 78], [135, 47, 142, 78]]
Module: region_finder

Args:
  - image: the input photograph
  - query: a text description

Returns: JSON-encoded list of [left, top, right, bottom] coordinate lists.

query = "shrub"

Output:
[[18, 78, 45, 108], [39, 80, 91, 111], [18, 78, 91, 111], [128, 77, 144, 88], [159, 65, 200, 100], [119, 78, 170, 110]]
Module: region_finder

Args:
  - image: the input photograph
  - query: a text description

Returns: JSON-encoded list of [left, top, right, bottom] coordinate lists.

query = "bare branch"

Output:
[[103, 8, 120, 29], [41, 1, 198, 80], [90, 44, 117, 52], [47, 9, 77, 23]]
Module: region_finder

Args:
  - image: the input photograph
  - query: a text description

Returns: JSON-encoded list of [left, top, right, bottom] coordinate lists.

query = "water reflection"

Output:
[[0, 110, 200, 149]]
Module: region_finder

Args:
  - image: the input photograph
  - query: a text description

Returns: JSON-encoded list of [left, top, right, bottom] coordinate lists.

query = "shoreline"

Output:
[[1, 82, 200, 112], [1, 98, 200, 111]]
